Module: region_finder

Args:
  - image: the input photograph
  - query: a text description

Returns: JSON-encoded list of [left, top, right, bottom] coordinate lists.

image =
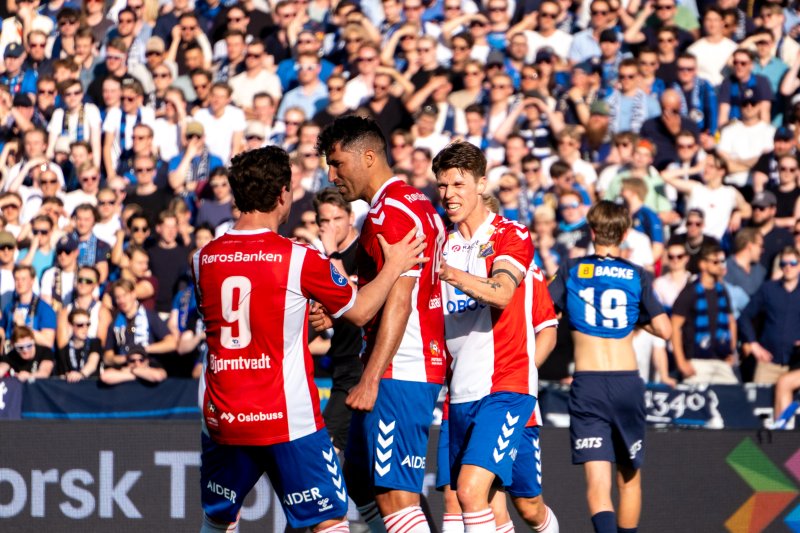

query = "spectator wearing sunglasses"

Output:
[[167, 121, 224, 199], [739, 246, 800, 385], [100, 344, 167, 385], [17, 214, 55, 279], [39, 235, 80, 312], [0, 264, 57, 349], [0, 325, 54, 382], [56, 308, 102, 382], [0, 231, 16, 311]]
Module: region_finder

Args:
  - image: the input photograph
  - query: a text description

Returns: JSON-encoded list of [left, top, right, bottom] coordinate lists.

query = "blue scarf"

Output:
[[120, 108, 142, 151], [607, 89, 648, 133], [75, 232, 98, 267], [693, 281, 731, 359], [62, 105, 85, 142]]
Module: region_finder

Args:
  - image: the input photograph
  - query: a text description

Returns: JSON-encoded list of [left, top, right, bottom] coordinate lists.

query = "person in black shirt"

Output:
[[0, 325, 54, 381], [146, 211, 190, 317], [56, 308, 101, 381], [667, 208, 718, 274], [311, 188, 363, 452]]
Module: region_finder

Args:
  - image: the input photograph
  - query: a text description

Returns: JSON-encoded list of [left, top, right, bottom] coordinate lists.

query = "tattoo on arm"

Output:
[[493, 268, 520, 287]]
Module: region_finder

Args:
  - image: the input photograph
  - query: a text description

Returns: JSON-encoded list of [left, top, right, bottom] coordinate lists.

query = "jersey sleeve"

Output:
[[638, 270, 666, 323], [377, 198, 426, 278], [548, 260, 570, 313], [494, 223, 534, 276], [299, 245, 357, 319]]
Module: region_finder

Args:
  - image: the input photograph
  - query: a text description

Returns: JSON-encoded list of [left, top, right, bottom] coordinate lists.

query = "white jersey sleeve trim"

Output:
[[330, 286, 357, 320], [533, 318, 559, 334]]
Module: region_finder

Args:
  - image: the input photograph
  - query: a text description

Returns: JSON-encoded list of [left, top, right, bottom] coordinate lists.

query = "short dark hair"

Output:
[[700, 241, 724, 261], [316, 115, 388, 160], [431, 141, 487, 180], [550, 160, 571, 179], [229, 146, 291, 213], [586, 200, 631, 246], [314, 188, 352, 214]]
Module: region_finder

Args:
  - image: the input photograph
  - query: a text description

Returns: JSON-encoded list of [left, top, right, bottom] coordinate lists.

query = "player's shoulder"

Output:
[[565, 255, 645, 281], [382, 180, 436, 214], [490, 215, 532, 243]]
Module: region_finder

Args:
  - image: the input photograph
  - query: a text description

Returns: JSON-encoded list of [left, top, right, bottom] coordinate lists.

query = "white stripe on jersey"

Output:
[[494, 254, 530, 276], [385, 197, 423, 279], [390, 280, 426, 381], [524, 270, 537, 402], [284, 244, 317, 440]]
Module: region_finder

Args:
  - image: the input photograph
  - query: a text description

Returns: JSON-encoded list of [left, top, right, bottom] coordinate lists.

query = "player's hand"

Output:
[[438, 256, 455, 283], [66, 370, 84, 383], [309, 302, 333, 332], [346, 379, 378, 412], [678, 360, 695, 378], [750, 343, 773, 363], [661, 376, 678, 388], [378, 229, 429, 273]]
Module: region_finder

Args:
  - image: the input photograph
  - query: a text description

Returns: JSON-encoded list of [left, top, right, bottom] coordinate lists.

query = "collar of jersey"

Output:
[[226, 228, 273, 236], [370, 177, 404, 207], [453, 212, 496, 243]]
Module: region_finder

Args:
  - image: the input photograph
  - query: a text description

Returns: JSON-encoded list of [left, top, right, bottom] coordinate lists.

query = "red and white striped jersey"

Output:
[[442, 213, 536, 404], [527, 262, 558, 428], [193, 228, 356, 446], [357, 177, 446, 385]]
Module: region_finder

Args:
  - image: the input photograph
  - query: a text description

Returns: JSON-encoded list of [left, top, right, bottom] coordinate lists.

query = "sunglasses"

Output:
[[14, 343, 35, 351], [618, 74, 636, 79], [668, 253, 686, 260], [295, 64, 317, 71], [328, 85, 344, 92], [131, 226, 149, 233], [498, 186, 518, 192], [122, 96, 138, 102], [559, 202, 580, 209], [135, 167, 154, 173], [228, 16, 244, 23], [540, 11, 558, 18], [686, 220, 703, 226], [77, 277, 97, 285], [81, 175, 99, 181], [246, 52, 263, 59], [733, 60, 751, 66], [98, 200, 115, 206], [40, 179, 58, 185], [38, 89, 56, 95], [2, 204, 20, 210], [523, 166, 541, 172], [72, 322, 90, 328], [32, 228, 50, 235], [57, 249, 73, 255], [706, 259, 725, 265], [591, 9, 609, 15], [677, 143, 695, 149], [128, 357, 146, 364], [153, 72, 170, 78], [780, 166, 798, 172]]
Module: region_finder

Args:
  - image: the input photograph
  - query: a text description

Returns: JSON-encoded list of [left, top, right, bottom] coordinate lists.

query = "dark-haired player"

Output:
[[316, 115, 446, 532], [548, 201, 671, 533], [193, 146, 427, 533]]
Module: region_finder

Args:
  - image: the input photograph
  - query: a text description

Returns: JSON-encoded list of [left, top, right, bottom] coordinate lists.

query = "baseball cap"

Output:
[[185, 121, 204, 137], [534, 47, 555, 63], [0, 231, 15, 248], [4, 43, 24, 58], [56, 235, 79, 254], [486, 49, 506, 66], [751, 191, 777, 208], [599, 29, 619, 43], [12, 93, 33, 107], [574, 58, 601, 75], [145, 37, 165, 54], [775, 126, 794, 141], [244, 121, 266, 140], [590, 100, 610, 116]]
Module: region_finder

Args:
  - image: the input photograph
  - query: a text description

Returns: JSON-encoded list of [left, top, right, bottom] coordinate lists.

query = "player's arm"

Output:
[[440, 259, 526, 309], [640, 313, 671, 341], [340, 230, 427, 327], [534, 326, 557, 368], [638, 271, 672, 341], [346, 276, 415, 412]]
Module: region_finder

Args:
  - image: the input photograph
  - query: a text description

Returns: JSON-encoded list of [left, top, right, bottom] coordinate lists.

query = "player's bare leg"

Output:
[[200, 513, 238, 532], [774, 370, 800, 425], [456, 465, 498, 532], [584, 461, 615, 533], [511, 495, 560, 532], [443, 485, 465, 533], [488, 489, 512, 532], [314, 518, 351, 532], [615, 465, 641, 532]]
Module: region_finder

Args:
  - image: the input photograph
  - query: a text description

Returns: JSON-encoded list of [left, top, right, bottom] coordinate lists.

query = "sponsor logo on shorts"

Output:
[[207, 481, 237, 503], [401, 455, 426, 469], [330, 263, 348, 286], [202, 251, 283, 264], [208, 353, 272, 373], [575, 437, 604, 449], [317, 497, 333, 512], [283, 487, 322, 506], [629, 439, 643, 460]]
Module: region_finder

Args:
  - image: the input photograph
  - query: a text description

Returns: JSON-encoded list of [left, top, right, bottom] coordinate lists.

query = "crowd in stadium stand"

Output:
[[0, 0, 799, 401]]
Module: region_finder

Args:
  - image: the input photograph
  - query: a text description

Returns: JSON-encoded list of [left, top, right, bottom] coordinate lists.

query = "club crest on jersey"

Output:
[[578, 264, 595, 278], [478, 241, 495, 258], [330, 263, 347, 286]]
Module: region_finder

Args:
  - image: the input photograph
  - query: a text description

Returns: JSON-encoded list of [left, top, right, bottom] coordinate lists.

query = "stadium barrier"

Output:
[[0, 377, 783, 429], [0, 421, 799, 532]]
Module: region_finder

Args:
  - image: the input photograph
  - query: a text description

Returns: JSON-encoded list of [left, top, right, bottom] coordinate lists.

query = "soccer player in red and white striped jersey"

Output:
[[194, 146, 427, 533]]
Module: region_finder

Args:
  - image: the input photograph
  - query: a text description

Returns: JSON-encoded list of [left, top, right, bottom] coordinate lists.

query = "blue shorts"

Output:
[[449, 392, 536, 489], [200, 429, 348, 528], [568, 371, 646, 469], [345, 379, 441, 492], [506, 426, 543, 498], [436, 419, 450, 490]]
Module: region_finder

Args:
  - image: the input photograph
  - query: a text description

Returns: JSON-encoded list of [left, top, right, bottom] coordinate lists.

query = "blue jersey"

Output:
[[549, 255, 664, 339]]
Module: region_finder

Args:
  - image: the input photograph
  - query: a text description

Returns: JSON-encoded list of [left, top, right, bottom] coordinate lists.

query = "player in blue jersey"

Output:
[[548, 201, 671, 533]]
